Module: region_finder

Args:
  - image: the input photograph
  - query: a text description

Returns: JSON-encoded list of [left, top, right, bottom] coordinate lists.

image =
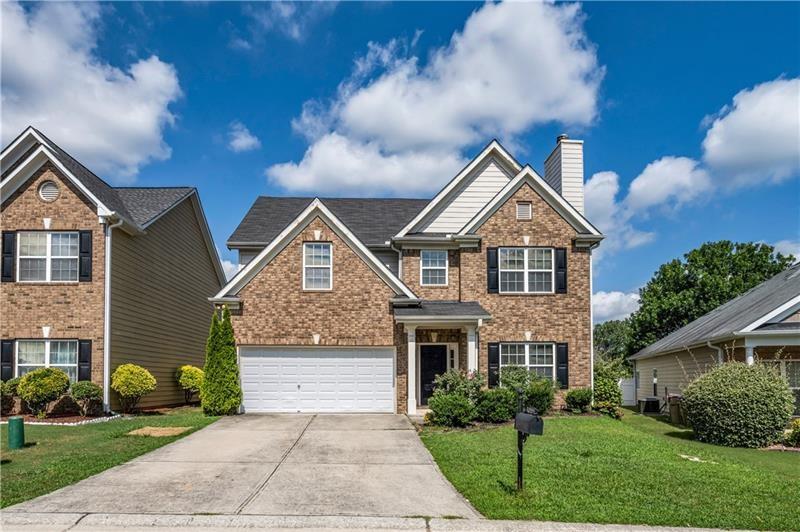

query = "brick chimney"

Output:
[[544, 134, 584, 214]]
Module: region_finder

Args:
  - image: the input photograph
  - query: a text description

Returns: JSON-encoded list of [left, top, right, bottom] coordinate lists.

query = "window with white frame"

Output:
[[498, 247, 553, 293], [16, 340, 78, 381], [18, 232, 79, 282], [303, 242, 332, 290], [762, 359, 800, 414], [499, 343, 555, 379], [420, 250, 448, 286]]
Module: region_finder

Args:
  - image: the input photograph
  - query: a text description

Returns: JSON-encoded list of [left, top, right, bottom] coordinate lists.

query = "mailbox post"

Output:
[[513, 391, 543, 490]]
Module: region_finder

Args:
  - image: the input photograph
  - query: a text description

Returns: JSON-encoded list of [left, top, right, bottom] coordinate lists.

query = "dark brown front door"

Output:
[[420, 345, 448, 405]]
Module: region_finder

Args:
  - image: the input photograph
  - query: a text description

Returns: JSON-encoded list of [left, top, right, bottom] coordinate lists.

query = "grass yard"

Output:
[[420, 412, 800, 530], [0, 407, 217, 508]]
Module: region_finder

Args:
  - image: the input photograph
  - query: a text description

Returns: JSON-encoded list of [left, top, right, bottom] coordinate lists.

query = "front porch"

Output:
[[394, 300, 490, 415]]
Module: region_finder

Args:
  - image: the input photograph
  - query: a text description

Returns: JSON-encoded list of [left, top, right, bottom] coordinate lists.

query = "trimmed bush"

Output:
[[594, 400, 623, 420], [594, 375, 622, 406], [683, 362, 794, 448], [70, 381, 102, 416], [499, 366, 530, 392], [111, 364, 157, 413], [428, 392, 474, 427], [176, 365, 204, 404], [525, 377, 555, 414], [785, 419, 800, 448], [17, 368, 70, 416], [3, 377, 22, 397], [565, 387, 593, 413], [202, 307, 242, 415], [433, 370, 484, 404], [476, 387, 517, 423]]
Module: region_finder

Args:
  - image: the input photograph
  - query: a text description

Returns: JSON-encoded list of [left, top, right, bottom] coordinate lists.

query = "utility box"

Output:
[[639, 398, 660, 414]]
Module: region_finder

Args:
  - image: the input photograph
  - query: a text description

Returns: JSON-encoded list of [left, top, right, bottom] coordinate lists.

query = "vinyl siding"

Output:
[[634, 347, 721, 403], [420, 158, 512, 233], [544, 140, 584, 214], [371, 248, 400, 276], [109, 198, 221, 409]]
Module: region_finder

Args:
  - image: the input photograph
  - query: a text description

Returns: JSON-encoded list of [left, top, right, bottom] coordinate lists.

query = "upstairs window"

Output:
[[498, 247, 553, 293], [516, 202, 532, 220], [18, 232, 79, 282], [303, 242, 332, 290], [420, 250, 448, 286]]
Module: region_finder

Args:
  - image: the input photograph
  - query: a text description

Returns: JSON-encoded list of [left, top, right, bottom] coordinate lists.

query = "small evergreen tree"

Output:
[[201, 306, 242, 415]]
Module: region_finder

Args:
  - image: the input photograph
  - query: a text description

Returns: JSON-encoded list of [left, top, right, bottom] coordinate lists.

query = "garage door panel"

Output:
[[240, 347, 395, 413]]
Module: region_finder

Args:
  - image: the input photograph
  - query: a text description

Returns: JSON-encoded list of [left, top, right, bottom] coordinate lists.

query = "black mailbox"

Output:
[[514, 410, 543, 436]]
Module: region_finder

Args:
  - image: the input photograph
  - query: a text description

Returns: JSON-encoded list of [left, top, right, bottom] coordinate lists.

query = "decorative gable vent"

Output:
[[516, 202, 532, 220], [38, 181, 60, 202]]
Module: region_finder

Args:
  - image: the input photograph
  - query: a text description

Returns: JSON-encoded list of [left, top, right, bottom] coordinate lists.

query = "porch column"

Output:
[[745, 346, 755, 365], [407, 325, 417, 415], [467, 325, 478, 372]]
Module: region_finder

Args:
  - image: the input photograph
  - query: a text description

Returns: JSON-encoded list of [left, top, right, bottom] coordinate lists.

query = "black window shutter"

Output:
[[78, 340, 92, 381], [488, 342, 500, 387], [2, 231, 15, 283], [555, 248, 567, 294], [79, 231, 92, 282], [1, 340, 14, 381], [487, 247, 498, 293], [556, 343, 568, 389]]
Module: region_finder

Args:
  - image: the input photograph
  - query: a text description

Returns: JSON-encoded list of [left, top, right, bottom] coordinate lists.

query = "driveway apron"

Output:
[[7, 414, 478, 519]]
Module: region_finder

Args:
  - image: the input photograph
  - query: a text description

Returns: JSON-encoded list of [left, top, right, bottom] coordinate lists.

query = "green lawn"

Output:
[[420, 412, 800, 530], [0, 407, 218, 508]]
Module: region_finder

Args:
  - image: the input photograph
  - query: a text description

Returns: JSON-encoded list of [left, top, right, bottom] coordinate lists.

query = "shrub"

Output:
[[176, 365, 204, 404], [785, 419, 800, 448], [70, 381, 102, 416], [594, 400, 623, 419], [565, 387, 593, 413], [594, 375, 622, 406], [683, 362, 794, 448], [202, 307, 242, 415], [433, 370, 484, 404], [3, 376, 22, 397], [111, 364, 156, 413], [476, 387, 517, 423], [525, 377, 555, 414], [17, 368, 70, 416], [499, 366, 530, 392], [428, 391, 474, 427]]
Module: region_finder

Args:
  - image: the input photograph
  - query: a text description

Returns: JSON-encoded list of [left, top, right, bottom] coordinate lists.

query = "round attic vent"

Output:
[[38, 181, 60, 202]]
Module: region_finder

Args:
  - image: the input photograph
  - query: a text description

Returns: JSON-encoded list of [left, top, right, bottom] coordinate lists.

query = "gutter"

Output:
[[706, 341, 724, 364], [103, 215, 124, 412]]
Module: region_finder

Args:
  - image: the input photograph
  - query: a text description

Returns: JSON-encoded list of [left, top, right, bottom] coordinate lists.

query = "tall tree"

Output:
[[201, 306, 242, 415], [595, 319, 632, 362], [626, 241, 795, 356]]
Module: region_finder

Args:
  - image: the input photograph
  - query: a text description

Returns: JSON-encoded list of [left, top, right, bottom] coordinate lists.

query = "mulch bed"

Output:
[[1, 413, 116, 425]]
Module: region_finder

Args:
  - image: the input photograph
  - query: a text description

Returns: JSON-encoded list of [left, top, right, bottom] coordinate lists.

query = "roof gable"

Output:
[[214, 199, 418, 300]]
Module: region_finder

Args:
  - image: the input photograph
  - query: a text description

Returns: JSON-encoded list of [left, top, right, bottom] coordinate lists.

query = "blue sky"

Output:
[[2, 1, 799, 321]]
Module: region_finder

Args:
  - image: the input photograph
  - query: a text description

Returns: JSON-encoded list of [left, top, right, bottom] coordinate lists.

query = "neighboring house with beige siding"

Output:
[[630, 264, 800, 414], [1, 127, 225, 411], [212, 136, 603, 414]]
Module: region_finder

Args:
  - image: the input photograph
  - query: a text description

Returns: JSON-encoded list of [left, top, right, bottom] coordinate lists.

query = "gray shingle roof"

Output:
[[394, 300, 490, 318], [228, 197, 429, 247], [631, 263, 800, 360]]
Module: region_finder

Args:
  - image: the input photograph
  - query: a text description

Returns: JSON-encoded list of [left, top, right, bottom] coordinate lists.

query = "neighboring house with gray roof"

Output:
[[630, 263, 800, 414], [214, 136, 603, 414], [1, 127, 225, 411]]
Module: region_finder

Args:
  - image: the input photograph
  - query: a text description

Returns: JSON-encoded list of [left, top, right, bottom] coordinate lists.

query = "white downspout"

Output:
[[103, 218, 124, 412], [706, 341, 724, 365], [589, 252, 594, 391]]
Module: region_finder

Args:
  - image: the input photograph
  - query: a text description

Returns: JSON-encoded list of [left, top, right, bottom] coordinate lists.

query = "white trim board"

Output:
[[740, 296, 800, 332], [214, 198, 418, 300]]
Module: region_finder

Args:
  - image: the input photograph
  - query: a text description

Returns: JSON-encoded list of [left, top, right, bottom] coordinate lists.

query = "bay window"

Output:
[[420, 250, 448, 286], [499, 343, 555, 379], [18, 232, 79, 282], [303, 242, 332, 290], [499, 247, 554, 293], [16, 340, 79, 381]]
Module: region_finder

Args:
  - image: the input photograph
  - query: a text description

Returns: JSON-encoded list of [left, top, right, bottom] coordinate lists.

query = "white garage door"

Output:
[[239, 347, 395, 413]]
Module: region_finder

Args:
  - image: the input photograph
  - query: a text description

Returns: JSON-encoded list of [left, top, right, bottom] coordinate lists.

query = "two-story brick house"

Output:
[[212, 136, 603, 414], [1, 127, 226, 410]]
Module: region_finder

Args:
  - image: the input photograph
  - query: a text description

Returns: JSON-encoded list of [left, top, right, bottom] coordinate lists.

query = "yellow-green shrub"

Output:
[[111, 364, 156, 413], [17, 368, 70, 416], [176, 365, 204, 404]]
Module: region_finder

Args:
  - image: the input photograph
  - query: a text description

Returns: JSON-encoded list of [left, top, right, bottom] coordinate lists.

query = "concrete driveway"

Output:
[[7, 414, 478, 519]]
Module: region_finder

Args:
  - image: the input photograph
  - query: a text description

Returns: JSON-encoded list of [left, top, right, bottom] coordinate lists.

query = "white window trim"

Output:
[[302, 242, 333, 291], [420, 249, 448, 287], [499, 342, 556, 382], [498, 247, 555, 294], [14, 339, 79, 380], [16, 231, 79, 283]]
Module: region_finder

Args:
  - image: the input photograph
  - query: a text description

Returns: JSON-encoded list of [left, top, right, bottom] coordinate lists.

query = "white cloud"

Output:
[[1, 2, 181, 182], [625, 156, 712, 212], [268, 1, 604, 195], [772, 240, 800, 261], [702, 77, 800, 187], [221, 259, 241, 280], [228, 121, 261, 153], [593, 291, 640, 323], [239, 2, 337, 44]]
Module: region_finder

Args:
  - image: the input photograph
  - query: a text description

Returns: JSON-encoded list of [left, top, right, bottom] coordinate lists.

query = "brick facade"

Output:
[[0, 164, 105, 386], [401, 249, 461, 300]]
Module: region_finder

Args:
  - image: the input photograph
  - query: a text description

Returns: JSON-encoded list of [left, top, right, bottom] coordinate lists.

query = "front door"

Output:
[[420, 345, 448, 405]]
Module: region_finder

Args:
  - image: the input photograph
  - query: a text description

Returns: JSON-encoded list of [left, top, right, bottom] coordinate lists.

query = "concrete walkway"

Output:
[[5, 414, 478, 519]]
